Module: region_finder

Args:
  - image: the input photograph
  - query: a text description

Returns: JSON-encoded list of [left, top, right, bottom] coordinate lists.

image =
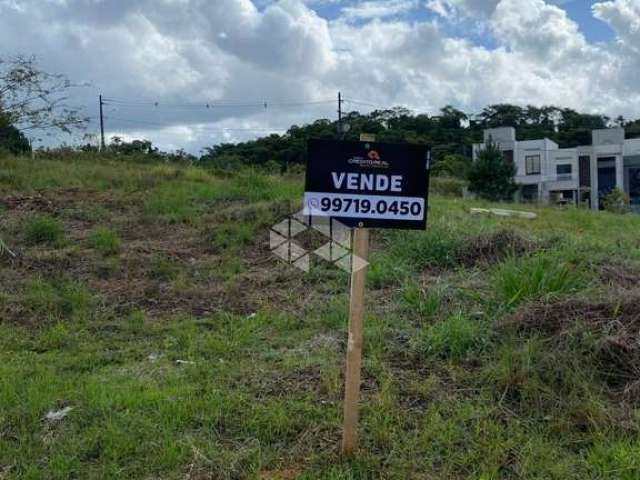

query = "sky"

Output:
[[1, 0, 640, 154]]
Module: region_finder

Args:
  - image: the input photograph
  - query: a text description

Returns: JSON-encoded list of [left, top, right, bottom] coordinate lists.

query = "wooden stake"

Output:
[[341, 227, 370, 455]]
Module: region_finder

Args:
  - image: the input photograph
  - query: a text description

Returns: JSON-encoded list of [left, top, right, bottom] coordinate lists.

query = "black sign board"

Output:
[[304, 139, 430, 230]]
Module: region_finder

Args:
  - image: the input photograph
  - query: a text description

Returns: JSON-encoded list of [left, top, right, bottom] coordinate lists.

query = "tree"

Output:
[[467, 139, 517, 201], [0, 112, 30, 154], [0, 55, 88, 136], [431, 154, 471, 178]]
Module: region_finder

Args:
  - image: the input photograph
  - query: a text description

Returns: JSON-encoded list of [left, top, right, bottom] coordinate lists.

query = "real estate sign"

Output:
[[304, 139, 430, 230]]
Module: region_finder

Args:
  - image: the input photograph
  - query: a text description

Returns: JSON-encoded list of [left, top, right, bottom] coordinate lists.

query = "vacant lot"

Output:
[[1, 154, 640, 479]]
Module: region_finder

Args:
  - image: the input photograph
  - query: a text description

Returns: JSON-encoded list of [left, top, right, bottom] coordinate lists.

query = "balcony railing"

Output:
[[556, 174, 573, 181]]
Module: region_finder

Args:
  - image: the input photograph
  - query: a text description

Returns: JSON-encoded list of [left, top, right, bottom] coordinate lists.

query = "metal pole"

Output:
[[99, 94, 105, 151]]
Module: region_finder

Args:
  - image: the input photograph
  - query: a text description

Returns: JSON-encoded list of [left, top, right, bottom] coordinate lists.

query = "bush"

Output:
[[430, 176, 467, 197], [601, 187, 630, 214], [25, 215, 64, 245], [89, 227, 121, 255], [431, 154, 472, 178]]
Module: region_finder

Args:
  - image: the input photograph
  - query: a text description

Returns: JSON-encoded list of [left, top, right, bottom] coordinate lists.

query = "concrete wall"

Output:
[[624, 139, 640, 156], [593, 128, 624, 146], [484, 127, 516, 144]]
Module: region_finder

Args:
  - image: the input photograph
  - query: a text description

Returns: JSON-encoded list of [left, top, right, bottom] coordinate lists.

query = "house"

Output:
[[472, 127, 640, 211]]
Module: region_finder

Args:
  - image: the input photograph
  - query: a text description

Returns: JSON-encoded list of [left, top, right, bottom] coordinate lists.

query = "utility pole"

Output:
[[99, 94, 105, 151], [338, 91, 344, 139]]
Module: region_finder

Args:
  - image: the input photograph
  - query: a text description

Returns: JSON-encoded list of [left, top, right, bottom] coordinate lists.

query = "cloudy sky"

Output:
[[1, 0, 640, 153]]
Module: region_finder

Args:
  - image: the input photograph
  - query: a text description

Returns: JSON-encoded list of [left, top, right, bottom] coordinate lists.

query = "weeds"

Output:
[[89, 226, 121, 255], [3, 154, 640, 479], [416, 313, 488, 359], [25, 215, 64, 245], [494, 254, 583, 307]]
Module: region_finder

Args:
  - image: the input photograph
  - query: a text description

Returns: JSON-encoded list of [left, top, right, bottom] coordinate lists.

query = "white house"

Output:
[[472, 127, 640, 211]]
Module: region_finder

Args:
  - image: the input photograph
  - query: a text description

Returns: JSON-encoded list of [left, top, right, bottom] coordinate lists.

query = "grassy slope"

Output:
[[1, 155, 640, 479]]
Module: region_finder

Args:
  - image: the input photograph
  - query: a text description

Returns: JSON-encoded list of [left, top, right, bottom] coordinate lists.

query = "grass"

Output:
[[494, 254, 584, 307], [25, 215, 64, 245], [1, 153, 640, 478], [89, 226, 121, 255], [416, 313, 488, 359]]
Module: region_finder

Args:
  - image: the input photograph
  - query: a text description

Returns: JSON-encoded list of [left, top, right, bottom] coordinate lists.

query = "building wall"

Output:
[[593, 128, 624, 146], [473, 128, 638, 211]]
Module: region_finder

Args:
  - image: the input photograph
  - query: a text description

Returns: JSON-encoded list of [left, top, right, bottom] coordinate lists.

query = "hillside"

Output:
[[1, 154, 640, 479]]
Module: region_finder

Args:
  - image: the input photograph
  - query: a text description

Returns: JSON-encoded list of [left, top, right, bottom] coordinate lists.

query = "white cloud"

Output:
[[341, 0, 418, 21], [593, 0, 640, 52], [1, 0, 640, 153], [491, 0, 591, 63]]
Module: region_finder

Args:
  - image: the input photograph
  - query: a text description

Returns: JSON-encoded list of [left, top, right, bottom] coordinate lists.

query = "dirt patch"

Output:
[[459, 229, 537, 267], [505, 297, 640, 390], [1, 189, 126, 215], [598, 264, 640, 290], [2, 213, 322, 323], [0, 193, 55, 213]]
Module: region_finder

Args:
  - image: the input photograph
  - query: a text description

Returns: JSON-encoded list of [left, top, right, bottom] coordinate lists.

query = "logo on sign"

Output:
[[269, 211, 368, 273]]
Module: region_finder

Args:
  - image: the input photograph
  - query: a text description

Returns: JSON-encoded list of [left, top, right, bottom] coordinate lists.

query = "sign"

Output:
[[304, 139, 430, 230]]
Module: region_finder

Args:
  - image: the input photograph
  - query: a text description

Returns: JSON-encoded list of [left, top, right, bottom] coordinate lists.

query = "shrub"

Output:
[[431, 154, 472, 178], [89, 226, 121, 255], [25, 215, 64, 245], [430, 176, 467, 197], [602, 187, 630, 214]]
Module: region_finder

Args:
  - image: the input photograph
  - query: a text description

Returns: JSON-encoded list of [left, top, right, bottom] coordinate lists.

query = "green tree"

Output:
[[467, 139, 517, 201], [432, 154, 471, 178], [0, 112, 30, 154]]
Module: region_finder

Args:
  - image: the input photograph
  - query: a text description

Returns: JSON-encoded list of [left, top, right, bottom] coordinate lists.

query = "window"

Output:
[[503, 150, 514, 165], [579, 156, 591, 187], [556, 164, 572, 176], [525, 155, 541, 175]]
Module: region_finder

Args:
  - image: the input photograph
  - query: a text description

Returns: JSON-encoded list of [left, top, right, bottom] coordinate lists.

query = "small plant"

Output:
[[417, 313, 487, 359], [602, 187, 630, 214], [38, 322, 72, 350], [89, 226, 121, 255], [149, 254, 179, 281], [400, 280, 440, 319], [208, 221, 255, 253], [25, 215, 64, 245], [126, 310, 146, 334], [494, 255, 582, 307]]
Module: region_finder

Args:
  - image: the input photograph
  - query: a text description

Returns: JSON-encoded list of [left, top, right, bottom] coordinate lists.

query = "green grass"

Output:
[[416, 313, 488, 359], [1, 153, 640, 479], [89, 226, 121, 255], [494, 254, 584, 307], [25, 215, 65, 245]]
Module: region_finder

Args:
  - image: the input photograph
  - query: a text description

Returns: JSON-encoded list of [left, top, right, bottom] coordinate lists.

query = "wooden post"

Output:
[[341, 227, 369, 455]]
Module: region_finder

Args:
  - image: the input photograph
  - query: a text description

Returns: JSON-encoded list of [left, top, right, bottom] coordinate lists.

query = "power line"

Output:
[[104, 116, 289, 133], [343, 99, 388, 110], [102, 97, 336, 110]]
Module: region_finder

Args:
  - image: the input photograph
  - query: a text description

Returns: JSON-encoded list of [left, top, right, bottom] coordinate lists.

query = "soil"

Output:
[[505, 296, 640, 390], [0, 189, 322, 324], [459, 229, 538, 267]]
